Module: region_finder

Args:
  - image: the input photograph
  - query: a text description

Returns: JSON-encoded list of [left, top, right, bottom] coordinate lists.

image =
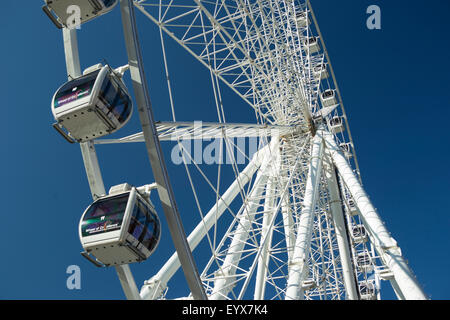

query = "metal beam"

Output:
[[115, 265, 141, 300], [62, 28, 81, 78], [79, 141, 107, 200], [140, 145, 270, 300], [254, 136, 280, 300], [209, 150, 274, 300], [119, 0, 206, 300], [390, 278, 406, 300], [285, 131, 324, 300], [94, 122, 296, 144], [323, 153, 359, 300], [281, 193, 295, 265], [210, 139, 279, 300], [62, 28, 106, 200], [320, 129, 427, 300], [254, 175, 277, 300], [61, 27, 138, 298]]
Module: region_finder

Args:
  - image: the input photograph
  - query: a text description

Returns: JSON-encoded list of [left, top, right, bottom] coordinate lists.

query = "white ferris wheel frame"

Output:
[[58, 0, 427, 300]]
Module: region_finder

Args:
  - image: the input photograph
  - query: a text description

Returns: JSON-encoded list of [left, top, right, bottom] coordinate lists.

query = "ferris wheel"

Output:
[[43, 0, 427, 300]]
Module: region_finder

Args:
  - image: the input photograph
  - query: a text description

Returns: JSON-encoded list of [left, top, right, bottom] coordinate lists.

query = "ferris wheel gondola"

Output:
[[356, 251, 373, 272], [352, 225, 368, 243], [339, 142, 354, 159], [304, 36, 320, 54], [313, 63, 329, 80], [295, 11, 310, 28], [328, 116, 345, 133], [320, 89, 338, 108], [79, 184, 161, 268], [359, 281, 377, 300], [42, 0, 118, 29], [51, 64, 132, 143]]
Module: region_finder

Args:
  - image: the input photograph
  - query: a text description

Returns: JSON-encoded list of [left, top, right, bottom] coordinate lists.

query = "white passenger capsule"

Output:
[[352, 224, 368, 243], [295, 11, 311, 28], [356, 251, 373, 272], [79, 184, 161, 267], [320, 89, 338, 107], [328, 116, 345, 134], [42, 0, 118, 29], [51, 64, 132, 143], [304, 36, 320, 54], [339, 142, 354, 158], [359, 280, 377, 300], [346, 197, 358, 216], [313, 63, 329, 80]]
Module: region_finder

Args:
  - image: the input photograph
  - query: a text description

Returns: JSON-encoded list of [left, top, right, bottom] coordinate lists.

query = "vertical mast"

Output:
[[62, 27, 141, 300]]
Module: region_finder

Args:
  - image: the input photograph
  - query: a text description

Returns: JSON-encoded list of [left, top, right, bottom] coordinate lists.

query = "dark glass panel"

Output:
[[54, 70, 100, 108], [81, 193, 129, 237]]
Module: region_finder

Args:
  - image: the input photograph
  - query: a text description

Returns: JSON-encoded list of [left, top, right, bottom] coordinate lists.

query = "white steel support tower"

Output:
[[53, 0, 427, 300]]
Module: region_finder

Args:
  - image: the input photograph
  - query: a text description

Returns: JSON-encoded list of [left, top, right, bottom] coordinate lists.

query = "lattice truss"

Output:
[[117, 0, 423, 301], [135, 0, 323, 127]]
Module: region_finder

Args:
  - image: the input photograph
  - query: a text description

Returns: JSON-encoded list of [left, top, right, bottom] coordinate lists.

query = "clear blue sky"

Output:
[[0, 1, 448, 299]]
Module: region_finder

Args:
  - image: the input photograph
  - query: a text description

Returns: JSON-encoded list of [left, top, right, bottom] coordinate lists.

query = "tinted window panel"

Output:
[[127, 199, 160, 252], [98, 75, 131, 124], [54, 70, 99, 108], [81, 193, 129, 237], [141, 221, 157, 251], [98, 76, 119, 110], [128, 201, 145, 241], [103, 0, 116, 7]]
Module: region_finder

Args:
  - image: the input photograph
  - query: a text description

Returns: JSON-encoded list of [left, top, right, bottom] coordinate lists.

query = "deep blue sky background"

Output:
[[0, 1, 448, 299]]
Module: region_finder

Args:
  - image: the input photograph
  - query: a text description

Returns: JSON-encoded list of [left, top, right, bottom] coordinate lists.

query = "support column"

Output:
[[79, 141, 106, 199], [115, 265, 141, 300], [62, 28, 81, 79], [281, 193, 295, 265], [254, 174, 278, 300], [210, 158, 272, 300], [324, 153, 359, 300], [390, 278, 406, 300], [279, 142, 295, 265], [320, 130, 427, 300], [62, 27, 137, 299], [285, 132, 324, 300], [119, 0, 206, 300], [62, 28, 106, 200]]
